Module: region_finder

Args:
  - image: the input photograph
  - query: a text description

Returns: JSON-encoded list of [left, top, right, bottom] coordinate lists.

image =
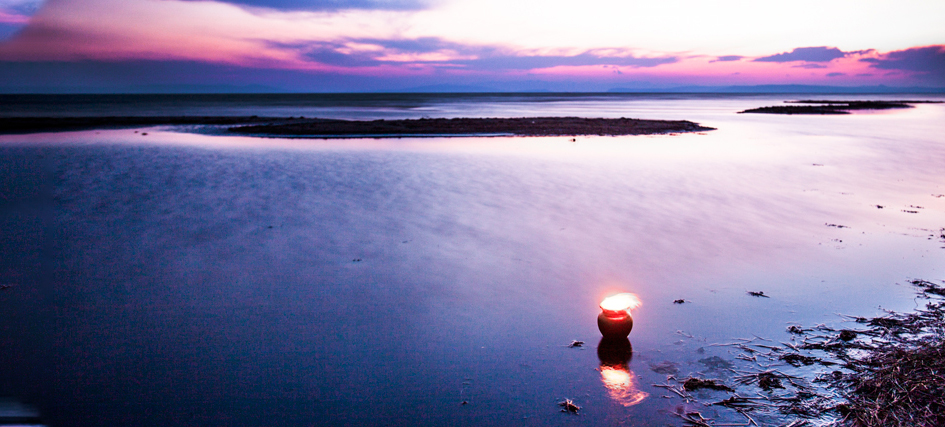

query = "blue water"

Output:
[[0, 94, 944, 426], [2, 92, 940, 120]]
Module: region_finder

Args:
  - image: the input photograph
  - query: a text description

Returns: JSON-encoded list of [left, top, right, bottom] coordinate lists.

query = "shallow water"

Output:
[[0, 95, 943, 425]]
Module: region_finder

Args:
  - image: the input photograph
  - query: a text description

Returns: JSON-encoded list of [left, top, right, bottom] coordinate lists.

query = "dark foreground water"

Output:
[[0, 94, 944, 426]]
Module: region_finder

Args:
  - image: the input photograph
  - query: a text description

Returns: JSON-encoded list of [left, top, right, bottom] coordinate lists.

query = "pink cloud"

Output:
[[0, 9, 30, 23], [0, 0, 939, 89]]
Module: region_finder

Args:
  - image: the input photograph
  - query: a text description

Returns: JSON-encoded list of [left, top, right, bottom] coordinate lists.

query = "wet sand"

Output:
[[0, 116, 714, 137]]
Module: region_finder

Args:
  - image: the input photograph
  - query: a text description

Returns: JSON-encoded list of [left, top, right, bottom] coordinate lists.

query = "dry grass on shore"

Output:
[[828, 280, 945, 427], [839, 341, 944, 426], [668, 279, 945, 427]]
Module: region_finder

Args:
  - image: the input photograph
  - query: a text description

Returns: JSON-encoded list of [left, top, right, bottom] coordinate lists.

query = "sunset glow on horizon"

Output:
[[0, 0, 942, 92]]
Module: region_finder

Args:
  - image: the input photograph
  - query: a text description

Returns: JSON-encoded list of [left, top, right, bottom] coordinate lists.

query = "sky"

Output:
[[0, 0, 943, 92]]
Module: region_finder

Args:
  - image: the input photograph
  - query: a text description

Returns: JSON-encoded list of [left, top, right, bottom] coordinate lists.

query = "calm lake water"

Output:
[[1, 94, 944, 426]]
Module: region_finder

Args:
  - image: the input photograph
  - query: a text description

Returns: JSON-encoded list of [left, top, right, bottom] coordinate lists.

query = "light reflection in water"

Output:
[[597, 338, 648, 407]]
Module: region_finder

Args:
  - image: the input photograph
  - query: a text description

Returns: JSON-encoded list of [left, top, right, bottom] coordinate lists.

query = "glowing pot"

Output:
[[597, 293, 639, 338]]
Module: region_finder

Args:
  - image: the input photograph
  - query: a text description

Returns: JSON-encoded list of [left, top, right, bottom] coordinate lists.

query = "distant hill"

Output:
[[607, 85, 945, 94], [396, 84, 501, 93]]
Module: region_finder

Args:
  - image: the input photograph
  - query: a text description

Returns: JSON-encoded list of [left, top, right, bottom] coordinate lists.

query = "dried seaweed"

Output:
[[735, 371, 786, 391], [750, 281, 942, 425], [683, 378, 734, 392], [779, 353, 824, 367], [786, 325, 807, 335], [661, 279, 945, 426], [558, 398, 580, 414], [711, 395, 764, 409]]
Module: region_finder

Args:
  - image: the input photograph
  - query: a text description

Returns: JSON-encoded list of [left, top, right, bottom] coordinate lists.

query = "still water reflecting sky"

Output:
[[0, 96, 943, 425]]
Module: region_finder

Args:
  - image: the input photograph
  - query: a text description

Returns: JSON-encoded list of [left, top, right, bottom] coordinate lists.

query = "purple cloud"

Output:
[[711, 55, 742, 62], [178, 0, 432, 11], [294, 37, 678, 70], [860, 45, 945, 81], [455, 52, 677, 70], [826, 72, 845, 77], [0, 22, 23, 39], [793, 63, 828, 69], [306, 47, 380, 67], [369, 38, 679, 69], [0, 59, 421, 92], [754, 46, 847, 63], [289, 37, 478, 67], [1, 0, 44, 16], [360, 37, 467, 52], [0, 0, 44, 40]]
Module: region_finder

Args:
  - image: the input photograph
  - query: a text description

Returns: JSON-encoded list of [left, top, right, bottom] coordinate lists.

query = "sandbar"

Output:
[[0, 116, 715, 137], [739, 100, 941, 115]]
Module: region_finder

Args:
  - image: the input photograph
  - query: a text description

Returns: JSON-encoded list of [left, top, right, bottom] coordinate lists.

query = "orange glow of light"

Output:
[[600, 366, 648, 407], [600, 293, 641, 314]]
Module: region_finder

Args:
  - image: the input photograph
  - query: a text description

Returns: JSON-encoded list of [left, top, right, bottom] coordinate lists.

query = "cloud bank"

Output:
[[178, 0, 432, 11], [861, 45, 945, 80], [754, 47, 847, 63], [0, 0, 943, 91]]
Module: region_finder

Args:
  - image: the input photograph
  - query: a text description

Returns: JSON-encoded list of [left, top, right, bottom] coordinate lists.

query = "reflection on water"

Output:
[[597, 338, 648, 407], [0, 398, 44, 426], [0, 95, 943, 426]]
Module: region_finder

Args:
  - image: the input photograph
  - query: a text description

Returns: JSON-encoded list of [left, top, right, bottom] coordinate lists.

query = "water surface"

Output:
[[0, 94, 943, 425]]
